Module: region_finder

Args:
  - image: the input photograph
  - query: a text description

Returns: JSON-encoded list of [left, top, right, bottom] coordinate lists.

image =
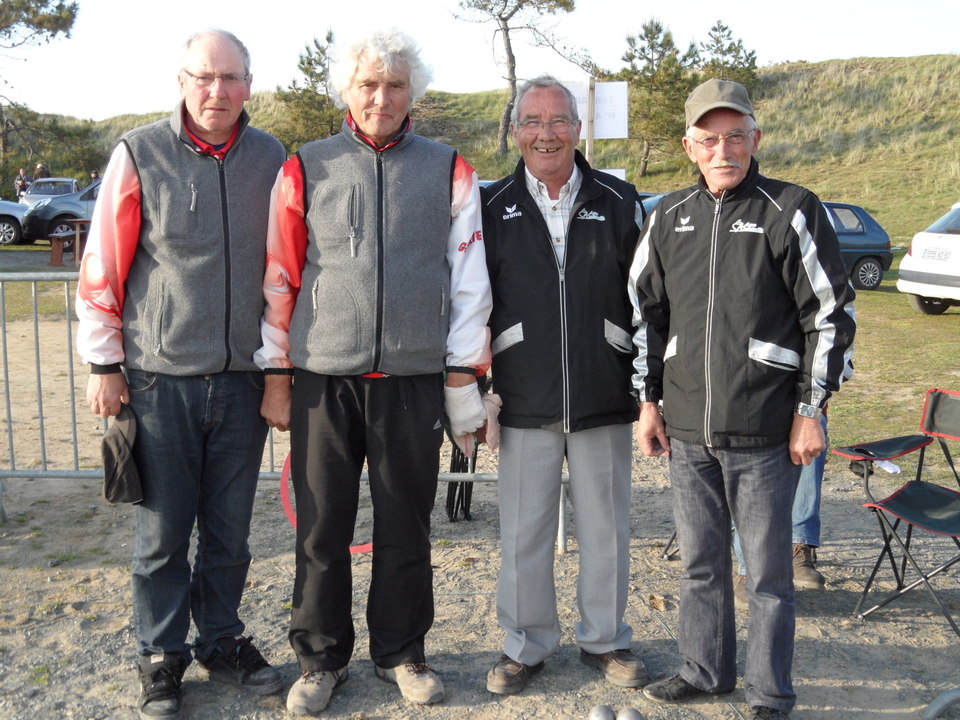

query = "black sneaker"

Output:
[[753, 706, 790, 719], [138, 653, 188, 720], [197, 636, 282, 695], [642, 673, 728, 705]]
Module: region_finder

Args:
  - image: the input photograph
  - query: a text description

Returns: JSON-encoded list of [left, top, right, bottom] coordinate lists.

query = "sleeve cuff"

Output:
[[90, 363, 123, 375]]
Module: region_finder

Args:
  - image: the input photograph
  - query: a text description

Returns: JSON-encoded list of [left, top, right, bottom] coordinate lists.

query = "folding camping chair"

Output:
[[832, 388, 960, 638]]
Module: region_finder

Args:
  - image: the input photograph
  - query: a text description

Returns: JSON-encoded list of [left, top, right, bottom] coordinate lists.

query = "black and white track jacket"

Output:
[[482, 152, 643, 433], [629, 159, 856, 448]]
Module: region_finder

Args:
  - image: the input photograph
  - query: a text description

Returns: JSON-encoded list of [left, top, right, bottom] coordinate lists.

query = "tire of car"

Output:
[[49, 217, 77, 239], [850, 256, 884, 291], [908, 294, 950, 315], [0, 217, 22, 246]]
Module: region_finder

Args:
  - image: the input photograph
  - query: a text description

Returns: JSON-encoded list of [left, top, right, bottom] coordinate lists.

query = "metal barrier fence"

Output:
[[0, 271, 293, 523], [0, 271, 571, 549]]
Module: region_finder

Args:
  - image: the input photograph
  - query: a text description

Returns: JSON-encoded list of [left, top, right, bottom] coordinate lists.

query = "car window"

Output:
[[829, 206, 864, 234], [27, 180, 75, 196], [926, 208, 960, 235]]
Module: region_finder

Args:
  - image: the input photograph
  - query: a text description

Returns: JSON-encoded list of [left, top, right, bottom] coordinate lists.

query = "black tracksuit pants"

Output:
[[288, 370, 444, 671]]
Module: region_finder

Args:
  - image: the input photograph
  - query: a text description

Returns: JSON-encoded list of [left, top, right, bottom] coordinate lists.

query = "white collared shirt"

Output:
[[524, 164, 582, 267]]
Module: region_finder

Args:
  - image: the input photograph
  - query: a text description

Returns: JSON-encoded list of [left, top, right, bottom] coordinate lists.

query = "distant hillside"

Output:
[[87, 54, 958, 243]]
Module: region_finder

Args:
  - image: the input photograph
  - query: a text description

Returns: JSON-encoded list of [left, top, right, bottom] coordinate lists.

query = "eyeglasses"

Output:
[[688, 129, 756, 150], [182, 69, 250, 87], [517, 118, 574, 133]]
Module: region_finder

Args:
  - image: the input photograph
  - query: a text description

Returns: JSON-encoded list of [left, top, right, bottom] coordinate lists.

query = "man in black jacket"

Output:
[[630, 79, 856, 720], [481, 75, 647, 696]]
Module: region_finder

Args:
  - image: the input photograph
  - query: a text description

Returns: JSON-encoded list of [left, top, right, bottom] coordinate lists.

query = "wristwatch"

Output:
[[796, 402, 823, 419]]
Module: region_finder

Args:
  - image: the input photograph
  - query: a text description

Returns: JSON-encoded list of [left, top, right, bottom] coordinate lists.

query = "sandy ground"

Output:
[[1, 293, 960, 719]]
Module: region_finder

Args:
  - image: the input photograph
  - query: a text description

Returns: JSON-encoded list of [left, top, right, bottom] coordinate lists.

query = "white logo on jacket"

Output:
[[577, 209, 605, 221], [731, 219, 765, 234], [503, 204, 522, 220], [675, 215, 695, 233]]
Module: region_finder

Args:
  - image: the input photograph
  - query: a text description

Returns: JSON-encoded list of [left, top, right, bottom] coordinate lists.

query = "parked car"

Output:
[[19, 177, 83, 208], [897, 201, 960, 315], [822, 201, 893, 291], [638, 194, 892, 290], [21, 180, 100, 244], [0, 199, 28, 245]]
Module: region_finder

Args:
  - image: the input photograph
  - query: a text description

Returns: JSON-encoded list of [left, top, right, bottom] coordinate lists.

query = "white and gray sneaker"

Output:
[[285, 667, 348, 716], [374, 662, 445, 705]]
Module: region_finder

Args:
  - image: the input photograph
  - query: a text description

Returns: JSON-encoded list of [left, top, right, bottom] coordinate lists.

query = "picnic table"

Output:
[[48, 218, 91, 268]]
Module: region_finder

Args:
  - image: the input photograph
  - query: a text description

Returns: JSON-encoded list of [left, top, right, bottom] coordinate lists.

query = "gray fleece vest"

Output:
[[289, 129, 456, 376], [120, 108, 285, 375]]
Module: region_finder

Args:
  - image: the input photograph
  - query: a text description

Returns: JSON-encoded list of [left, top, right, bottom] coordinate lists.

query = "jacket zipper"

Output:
[[703, 193, 723, 446], [372, 151, 385, 372], [559, 199, 584, 434], [217, 157, 232, 372]]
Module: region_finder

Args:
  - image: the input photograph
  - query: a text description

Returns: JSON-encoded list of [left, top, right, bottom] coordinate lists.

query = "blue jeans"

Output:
[[670, 438, 798, 713], [126, 370, 268, 659], [734, 413, 828, 570]]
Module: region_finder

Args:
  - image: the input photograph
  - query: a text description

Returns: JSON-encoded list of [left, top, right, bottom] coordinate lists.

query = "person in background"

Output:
[[480, 75, 647, 696], [76, 28, 286, 720], [33, 162, 51, 179], [90, 169, 101, 183], [630, 78, 856, 719], [13, 167, 32, 198], [255, 28, 491, 717]]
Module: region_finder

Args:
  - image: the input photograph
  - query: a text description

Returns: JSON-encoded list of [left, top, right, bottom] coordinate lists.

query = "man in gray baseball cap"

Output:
[[629, 78, 856, 719]]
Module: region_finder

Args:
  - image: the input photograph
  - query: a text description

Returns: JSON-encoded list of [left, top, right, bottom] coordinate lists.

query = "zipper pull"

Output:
[[189, 183, 197, 212], [349, 230, 357, 258]]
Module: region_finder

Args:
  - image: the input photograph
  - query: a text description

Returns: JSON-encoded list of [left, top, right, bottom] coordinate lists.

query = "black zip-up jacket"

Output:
[[630, 159, 857, 448], [482, 151, 642, 433]]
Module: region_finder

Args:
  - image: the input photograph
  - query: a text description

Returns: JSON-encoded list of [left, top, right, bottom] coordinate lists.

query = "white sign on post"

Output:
[[565, 80, 629, 140]]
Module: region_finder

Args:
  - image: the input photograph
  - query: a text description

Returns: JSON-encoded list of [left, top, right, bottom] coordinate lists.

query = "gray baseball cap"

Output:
[[685, 78, 754, 127]]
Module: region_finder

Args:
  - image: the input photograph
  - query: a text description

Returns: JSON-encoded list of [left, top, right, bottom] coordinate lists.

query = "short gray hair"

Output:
[[511, 75, 579, 126], [328, 29, 432, 110], [181, 29, 251, 74]]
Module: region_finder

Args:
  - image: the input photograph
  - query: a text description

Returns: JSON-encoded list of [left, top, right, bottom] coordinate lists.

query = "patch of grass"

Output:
[[45, 552, 81, 565], [31, 665, 51, 685], [36, 601, 65, 615], [435, 539, 453, 547]]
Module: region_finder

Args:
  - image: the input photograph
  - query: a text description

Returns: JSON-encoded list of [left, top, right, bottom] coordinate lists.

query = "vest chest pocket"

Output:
[[156, 181, 206, 240]]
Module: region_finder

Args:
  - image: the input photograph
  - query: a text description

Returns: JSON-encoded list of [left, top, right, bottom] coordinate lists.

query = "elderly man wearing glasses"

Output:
[[479, 75, 648, 696], [629, 78, 856, 719], [77, 29, 286, 720]]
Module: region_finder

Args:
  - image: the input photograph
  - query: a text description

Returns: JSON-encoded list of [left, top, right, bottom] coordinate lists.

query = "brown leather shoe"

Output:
[[793, 543, 826, 590], [485, 654, 544, 695], [734, 573, 750, 612], [579, 648, 648, 687]]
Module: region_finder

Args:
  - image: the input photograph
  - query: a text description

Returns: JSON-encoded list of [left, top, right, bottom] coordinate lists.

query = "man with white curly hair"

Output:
[[255, 28, 492, 715]]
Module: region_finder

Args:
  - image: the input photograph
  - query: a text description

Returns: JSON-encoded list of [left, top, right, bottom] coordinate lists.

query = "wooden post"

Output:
[[584, 76, 597, 166]]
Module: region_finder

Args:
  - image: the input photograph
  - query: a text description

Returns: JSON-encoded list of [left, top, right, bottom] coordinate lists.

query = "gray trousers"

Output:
[[496, 424, 634, 665]]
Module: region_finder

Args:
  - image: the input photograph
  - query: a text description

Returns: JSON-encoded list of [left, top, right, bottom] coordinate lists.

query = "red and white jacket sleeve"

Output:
[[253, 158, 309, 371], [75, 143, 143, 366], [446, 156, 492, 373]]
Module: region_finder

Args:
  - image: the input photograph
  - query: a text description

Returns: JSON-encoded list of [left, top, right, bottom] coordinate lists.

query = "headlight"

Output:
[[29, 199, 51, 213]]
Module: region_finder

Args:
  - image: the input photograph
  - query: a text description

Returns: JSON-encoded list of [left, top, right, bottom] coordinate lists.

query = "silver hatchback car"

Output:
[[19, 177, 82, 208]]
